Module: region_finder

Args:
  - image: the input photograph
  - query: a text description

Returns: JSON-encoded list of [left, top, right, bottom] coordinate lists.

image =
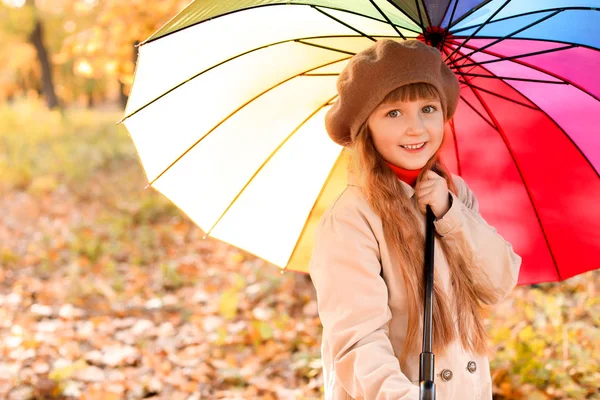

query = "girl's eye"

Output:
[[423, 105, 437, 113], [387, 110, 401, 118]]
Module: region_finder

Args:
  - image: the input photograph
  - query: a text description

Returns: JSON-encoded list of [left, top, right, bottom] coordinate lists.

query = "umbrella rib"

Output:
[[461, 84, 503, 128], [458, 94, 498, 130], [295, 39, 357, 55], [439, 0, 456, 29], [441, 46, 500, 130], [448, 34, 600, 58], [440, 0, 460, 49], [416, 0, 432, 27], [446, 42, 545, 110], [144, 57, 350, 188], [302, 73, 339, 76], [471, 89, 563, 281], [450, 7, 599, 34], [456, 73, 565, 84], [204, 95, 339, 238], [450, 44, 576, 69], [311, 5, 376, 41], [120, 35, 366, 124], [457, 80, 538, 110], [445, 43, 563, 86], [445, 0, 511, 61], [447, 39, 600, 102], [445, 44, 481, 76], [451, 9, 562, 64], [384, 0, 424, 29], [282, 149, 347, 272], [445, 44, 563, 86], [368, 0, 406, 39], [446, 0, 495, 29], [414, 0, 426, 28]]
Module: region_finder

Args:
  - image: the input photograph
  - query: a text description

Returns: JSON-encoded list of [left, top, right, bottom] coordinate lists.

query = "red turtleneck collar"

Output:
[[385, 161, 423, 187]]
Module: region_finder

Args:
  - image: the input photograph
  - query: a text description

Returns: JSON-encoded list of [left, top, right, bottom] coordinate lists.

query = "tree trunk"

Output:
[[118, 80, 127, 110], [119, 40, 140, 110], [27, 1, 60, 110], [87, 92, 95, 109]]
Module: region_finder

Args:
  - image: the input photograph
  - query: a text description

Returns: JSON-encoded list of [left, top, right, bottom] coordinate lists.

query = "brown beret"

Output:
[[325, 39, 460, 147]]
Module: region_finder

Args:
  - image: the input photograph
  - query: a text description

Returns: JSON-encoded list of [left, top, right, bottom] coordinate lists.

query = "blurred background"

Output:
[[0, 0, 598, 399]]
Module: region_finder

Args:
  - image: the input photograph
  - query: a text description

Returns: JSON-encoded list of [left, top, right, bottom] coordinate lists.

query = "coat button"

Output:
[[440, 369, 453, 381], [467, 361, 477, 373]]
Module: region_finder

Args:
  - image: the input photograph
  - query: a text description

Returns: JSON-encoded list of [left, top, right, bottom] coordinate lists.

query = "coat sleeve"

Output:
[[433, 176, 522, 305], [309, 202, 419, 400]]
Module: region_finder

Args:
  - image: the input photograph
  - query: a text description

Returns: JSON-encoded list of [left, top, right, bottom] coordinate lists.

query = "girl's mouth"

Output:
[[400, 142, 427, 153]]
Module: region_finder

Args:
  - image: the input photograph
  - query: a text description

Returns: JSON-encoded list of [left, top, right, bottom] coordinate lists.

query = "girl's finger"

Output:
[[417, 179, 439, 190], [417, 183, 439, 194], [417, 185, 438, 195], [417, 189, 435, 200], [418, 180, 436, 189], [418, 197, 432, 212], [417, 192, 434, 204], [426, 170, 443, 180]]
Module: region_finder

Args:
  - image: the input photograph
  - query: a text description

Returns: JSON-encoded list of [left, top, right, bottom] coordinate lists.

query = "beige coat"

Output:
[[309, 171, 522, 400]]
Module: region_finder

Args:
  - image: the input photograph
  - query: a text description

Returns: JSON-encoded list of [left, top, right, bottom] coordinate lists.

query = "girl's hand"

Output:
[[416, 170, 451, 219]]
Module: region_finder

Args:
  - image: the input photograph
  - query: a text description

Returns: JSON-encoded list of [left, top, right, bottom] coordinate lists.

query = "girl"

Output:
[[308, 40, 522, 400]]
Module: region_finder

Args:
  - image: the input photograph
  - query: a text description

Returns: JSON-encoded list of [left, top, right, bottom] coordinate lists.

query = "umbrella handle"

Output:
[[419, 205, 436, 399], [420, 379, 435, 400]]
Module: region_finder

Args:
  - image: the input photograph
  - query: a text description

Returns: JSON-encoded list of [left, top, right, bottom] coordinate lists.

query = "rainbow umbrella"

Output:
[[120, 0, 600, 285]]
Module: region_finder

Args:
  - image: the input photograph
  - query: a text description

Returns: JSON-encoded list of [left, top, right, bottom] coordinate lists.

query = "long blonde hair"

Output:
[[349, 82, 491, 369]]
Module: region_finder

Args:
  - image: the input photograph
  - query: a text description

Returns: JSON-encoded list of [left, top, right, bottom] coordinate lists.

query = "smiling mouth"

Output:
[[400, 142, 427, 150]]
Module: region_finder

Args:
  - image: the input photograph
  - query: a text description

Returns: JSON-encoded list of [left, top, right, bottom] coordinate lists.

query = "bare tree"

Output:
[[26, 0, 60, 110]]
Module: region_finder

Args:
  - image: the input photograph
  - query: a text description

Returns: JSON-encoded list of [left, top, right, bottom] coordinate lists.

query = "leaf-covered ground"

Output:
[[0, 102, 598, 399], [1, 159, 325, 399]]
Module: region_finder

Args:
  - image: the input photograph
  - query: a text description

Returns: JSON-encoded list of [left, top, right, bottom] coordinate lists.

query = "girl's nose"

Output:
[[406, 114, 426, 135]]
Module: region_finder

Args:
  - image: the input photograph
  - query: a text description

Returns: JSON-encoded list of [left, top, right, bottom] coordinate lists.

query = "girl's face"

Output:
[[366, 96, 444, 170]]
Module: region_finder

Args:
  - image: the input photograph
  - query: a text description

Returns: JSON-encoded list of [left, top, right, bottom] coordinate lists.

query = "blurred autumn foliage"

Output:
[[0, 0, 187, 108], [0, 0, 599, 399]]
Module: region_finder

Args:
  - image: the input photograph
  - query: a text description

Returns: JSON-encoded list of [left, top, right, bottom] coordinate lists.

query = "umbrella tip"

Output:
[[144, 183, 150, 190]]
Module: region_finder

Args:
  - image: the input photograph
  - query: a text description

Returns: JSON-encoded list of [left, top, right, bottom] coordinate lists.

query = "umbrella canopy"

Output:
[[121, 0, 600, 285]]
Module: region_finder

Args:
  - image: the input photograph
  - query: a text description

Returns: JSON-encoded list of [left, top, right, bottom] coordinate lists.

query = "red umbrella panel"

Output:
[[435, 37, 600, 285]]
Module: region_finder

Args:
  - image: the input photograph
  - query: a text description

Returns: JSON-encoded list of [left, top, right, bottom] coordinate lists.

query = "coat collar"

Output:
[[346, 169, 416, 198]]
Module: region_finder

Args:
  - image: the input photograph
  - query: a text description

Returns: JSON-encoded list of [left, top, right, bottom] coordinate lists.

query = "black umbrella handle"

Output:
[[419, 205, 436, 400]]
